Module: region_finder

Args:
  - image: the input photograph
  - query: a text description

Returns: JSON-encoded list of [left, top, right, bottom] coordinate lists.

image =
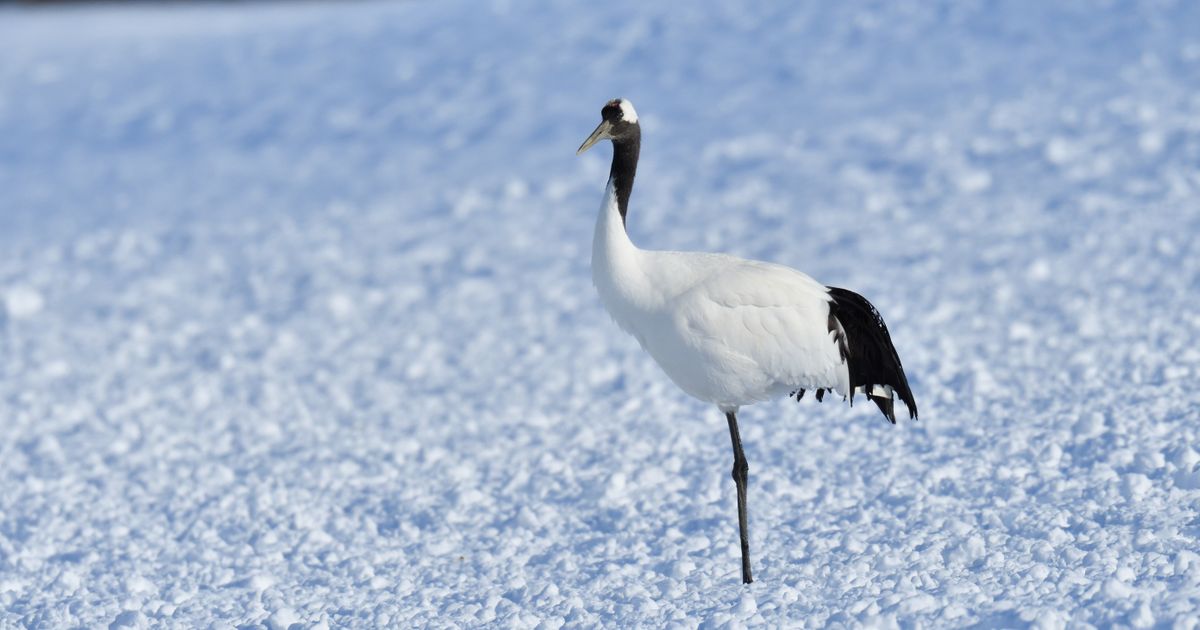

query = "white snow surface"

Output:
[[2, 1, 1200, 627]]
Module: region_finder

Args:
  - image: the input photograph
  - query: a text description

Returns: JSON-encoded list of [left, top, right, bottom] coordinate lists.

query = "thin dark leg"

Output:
[[725, 411, 753, 584]]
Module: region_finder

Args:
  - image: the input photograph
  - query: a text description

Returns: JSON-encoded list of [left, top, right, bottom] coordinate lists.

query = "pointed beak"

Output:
[[576, 119, 613, 155]]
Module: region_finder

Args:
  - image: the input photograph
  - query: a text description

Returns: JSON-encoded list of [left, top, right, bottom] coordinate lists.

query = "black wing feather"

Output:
[[826, 286, 917, 423]]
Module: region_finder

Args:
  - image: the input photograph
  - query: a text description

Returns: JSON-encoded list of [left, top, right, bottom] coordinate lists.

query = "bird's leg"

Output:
[[725, 411, 753, 584]]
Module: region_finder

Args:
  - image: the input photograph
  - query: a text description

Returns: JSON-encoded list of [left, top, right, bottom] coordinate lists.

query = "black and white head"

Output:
[[577, 98, 640, 155]]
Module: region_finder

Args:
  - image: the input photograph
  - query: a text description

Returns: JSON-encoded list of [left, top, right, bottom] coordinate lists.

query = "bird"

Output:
[[576, 98, 917, 584]]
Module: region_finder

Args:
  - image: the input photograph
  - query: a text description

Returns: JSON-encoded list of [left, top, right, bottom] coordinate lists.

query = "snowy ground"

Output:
[[3, 0, 1200, 627]]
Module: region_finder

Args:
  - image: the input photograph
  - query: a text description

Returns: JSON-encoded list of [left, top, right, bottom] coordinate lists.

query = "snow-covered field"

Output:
[[3, 1, 1200, 627]]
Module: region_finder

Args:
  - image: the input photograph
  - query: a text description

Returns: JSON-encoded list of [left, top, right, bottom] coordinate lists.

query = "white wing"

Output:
[[666, 256, 850, 402]]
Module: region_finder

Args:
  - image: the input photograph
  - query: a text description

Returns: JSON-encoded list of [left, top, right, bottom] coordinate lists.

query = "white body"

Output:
[[592, 181, 850, 412]]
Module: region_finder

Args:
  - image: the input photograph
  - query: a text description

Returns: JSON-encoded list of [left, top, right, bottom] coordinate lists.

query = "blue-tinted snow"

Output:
[[2, 1, 1200, 627]]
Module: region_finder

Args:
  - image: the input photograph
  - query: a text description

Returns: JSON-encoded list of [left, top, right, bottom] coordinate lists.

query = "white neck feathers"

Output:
[[592, 179, 650, 326]]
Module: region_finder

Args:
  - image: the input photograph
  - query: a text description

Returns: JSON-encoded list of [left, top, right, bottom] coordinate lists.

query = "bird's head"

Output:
[[577, 98, 640, 155]]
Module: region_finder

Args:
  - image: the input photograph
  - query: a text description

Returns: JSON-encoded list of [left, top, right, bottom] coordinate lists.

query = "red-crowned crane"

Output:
[[577, 98, 918, 584]]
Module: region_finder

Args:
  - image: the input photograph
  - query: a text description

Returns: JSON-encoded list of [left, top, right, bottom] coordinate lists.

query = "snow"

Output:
[[2, 0, 1200, 627], [2, 287, 44, 320]]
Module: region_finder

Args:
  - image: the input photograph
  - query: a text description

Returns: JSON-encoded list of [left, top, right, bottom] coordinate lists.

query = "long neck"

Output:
[[592, 132, 647, 318], [609, 131, 640, 227]]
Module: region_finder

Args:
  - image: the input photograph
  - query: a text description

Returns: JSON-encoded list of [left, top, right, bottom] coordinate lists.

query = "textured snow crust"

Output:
[[2, 1, 1200, 627]]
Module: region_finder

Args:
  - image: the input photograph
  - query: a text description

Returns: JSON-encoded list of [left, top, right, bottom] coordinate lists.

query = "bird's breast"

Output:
[[593, 283, 783, 407]]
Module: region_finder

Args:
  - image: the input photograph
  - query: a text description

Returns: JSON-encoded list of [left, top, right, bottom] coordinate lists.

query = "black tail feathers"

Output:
[[826, 286, 917, 424]]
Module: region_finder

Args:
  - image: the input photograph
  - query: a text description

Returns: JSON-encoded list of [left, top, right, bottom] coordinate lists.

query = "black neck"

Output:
[[609, 130, 640, 227]]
